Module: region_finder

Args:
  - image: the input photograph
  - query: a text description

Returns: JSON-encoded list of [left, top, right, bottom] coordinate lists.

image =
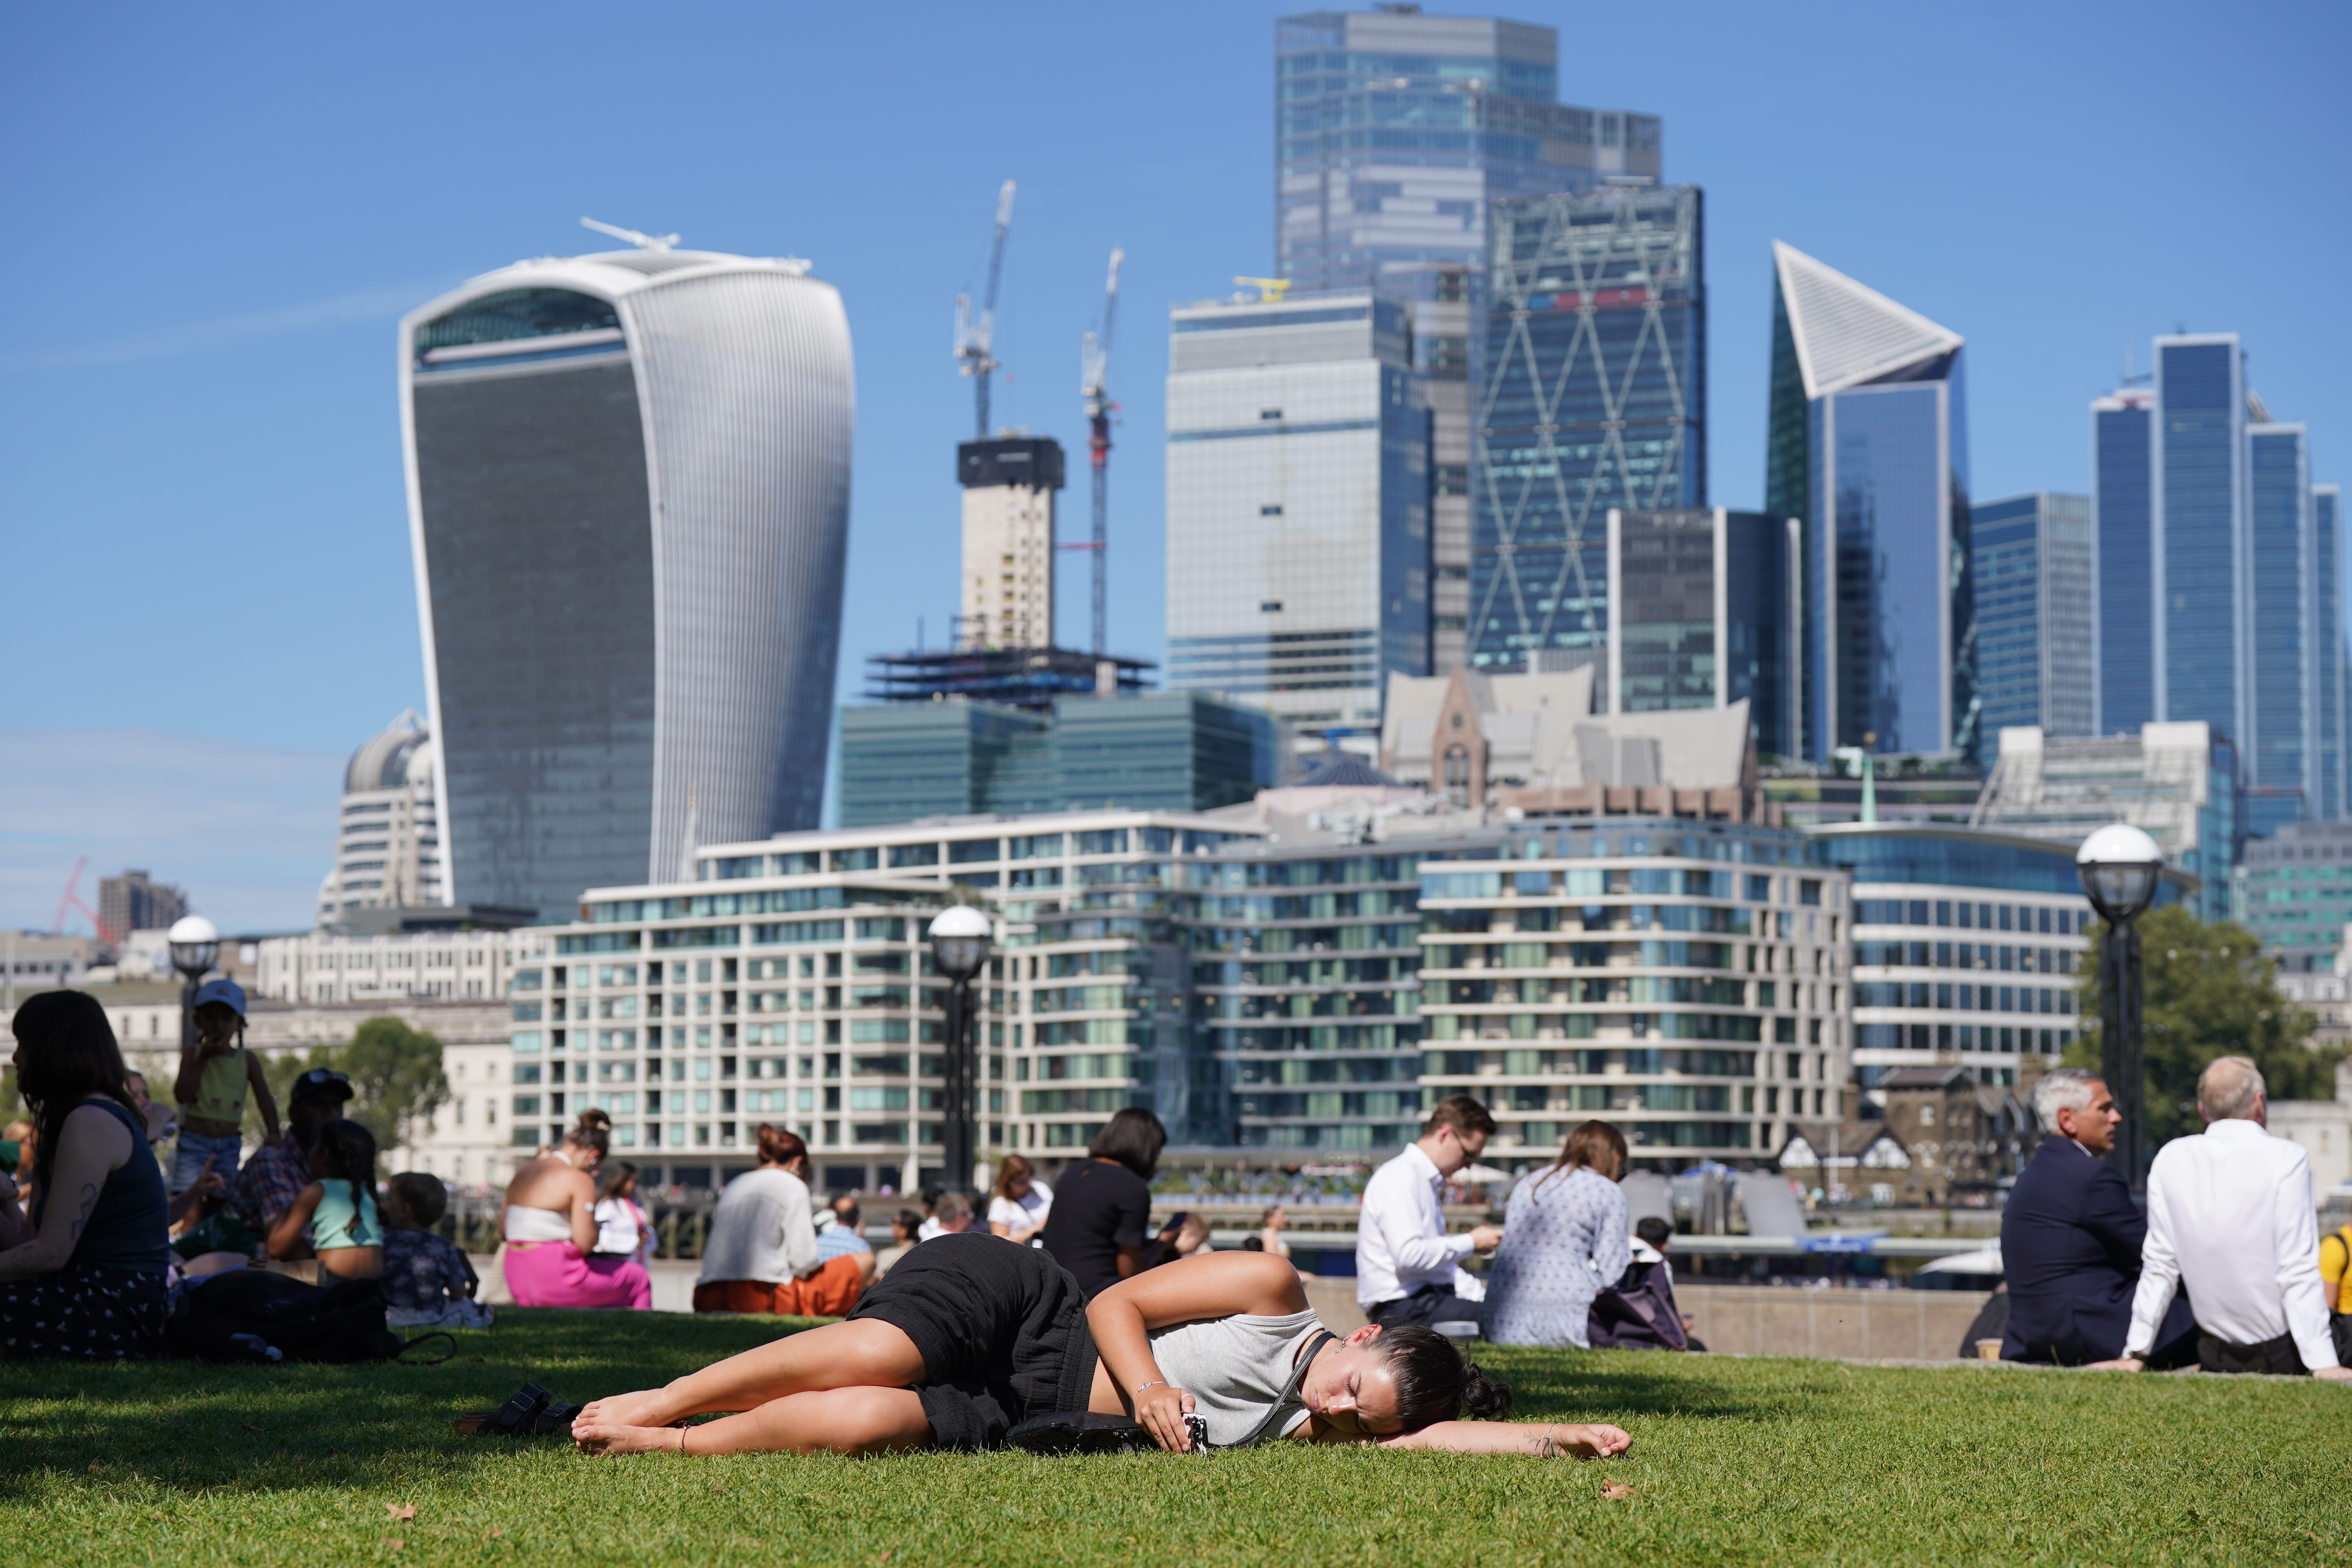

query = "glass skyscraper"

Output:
[[1765, 242, 1971, 762], [2091, 383, 2156, 734], [1163, 292, 1430, 739], [2248, 421, 2313, 836], [1275, 7, 1661, 675], [2321, 484, 2346, 820], [1604, 507, 1799, 759], [2154, 336, 2248, 746], [1971, 494, 2094, 741], [401, 244, 853, 921], [1470, 184, 1705, 675]]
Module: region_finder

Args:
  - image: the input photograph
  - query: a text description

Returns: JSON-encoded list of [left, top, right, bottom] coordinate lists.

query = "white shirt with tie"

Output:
[[1356, 1142, 1477, 1310], [2123, 1116, 2337, 1369]]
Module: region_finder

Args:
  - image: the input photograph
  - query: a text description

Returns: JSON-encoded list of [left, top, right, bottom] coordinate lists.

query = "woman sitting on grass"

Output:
[[572, 1235, 1632, 1460], [265, 1118, 383, 1281], [502, 1111, 646, 1310]]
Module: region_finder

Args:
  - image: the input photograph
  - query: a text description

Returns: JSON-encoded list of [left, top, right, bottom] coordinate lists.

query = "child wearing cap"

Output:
[[170, 979, 280, 1195]]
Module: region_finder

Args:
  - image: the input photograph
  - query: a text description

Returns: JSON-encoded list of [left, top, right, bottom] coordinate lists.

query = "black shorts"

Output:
[[847, 1232, 1099, 1449]]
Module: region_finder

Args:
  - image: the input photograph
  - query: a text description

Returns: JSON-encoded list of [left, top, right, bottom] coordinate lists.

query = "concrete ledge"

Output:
[[1679, 1283, 1991, 1360]]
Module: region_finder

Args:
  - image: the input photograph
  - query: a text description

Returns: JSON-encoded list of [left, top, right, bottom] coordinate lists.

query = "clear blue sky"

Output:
[[4, 0, 2346, 931]]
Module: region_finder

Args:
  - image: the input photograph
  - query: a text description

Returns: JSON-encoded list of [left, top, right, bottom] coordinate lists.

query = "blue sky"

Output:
[[4, 0, 2346, 932]]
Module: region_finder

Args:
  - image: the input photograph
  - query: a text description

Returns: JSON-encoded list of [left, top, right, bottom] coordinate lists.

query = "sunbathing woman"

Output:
[[501, 1111, 646, 1310], [573, 1234, 1631, 1459]]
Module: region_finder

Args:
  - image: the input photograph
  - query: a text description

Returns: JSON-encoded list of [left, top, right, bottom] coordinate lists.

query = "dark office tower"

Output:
[[400, 243, 853, 921], [1470, 184, 1704, 676], [2320, 484, 2346, 820], [2091, 384, 2156, 734], [98, 869, 187, 938], [1765, 242, 1971, 762], [1972, 494, 2094, 740], [2151, 336, 2247, 746], [2246, 421, 2313, 837], [1604, 508, 1799, 758], [1276, 7, 1661, 673]]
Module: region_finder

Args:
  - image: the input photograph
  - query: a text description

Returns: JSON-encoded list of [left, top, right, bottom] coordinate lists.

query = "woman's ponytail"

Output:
[[1457, 1361, 1514, 1421]]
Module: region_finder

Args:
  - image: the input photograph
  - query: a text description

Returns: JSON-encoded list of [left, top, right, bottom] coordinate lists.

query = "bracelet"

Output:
[[1134, 1379, 1168, 1395]]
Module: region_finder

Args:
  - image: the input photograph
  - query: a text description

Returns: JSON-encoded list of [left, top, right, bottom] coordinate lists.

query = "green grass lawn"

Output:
[[5, 1310, 2348, 1566]]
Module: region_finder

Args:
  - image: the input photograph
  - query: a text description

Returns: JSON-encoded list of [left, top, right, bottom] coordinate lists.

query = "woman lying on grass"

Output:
[[573, 1232, 1632, 1459]]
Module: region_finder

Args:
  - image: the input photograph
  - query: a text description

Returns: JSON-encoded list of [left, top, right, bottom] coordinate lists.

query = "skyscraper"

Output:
[[956, 437, 1063, 650], [401, 241, 853, 922], [1470, 184, 1706, 676], [317, 710, 446, 924], [2152, 335, 2249, 748], [1275, 7, 1661, 674], [1163, 290, 1429, 740], [2247, 420, 2312, 836], [1971, 494, 2094, 741], [1604, 507, 1798, 759], [2320, 484, 2346, 820], [2091, 383, 2156, 733], [1765, 242, 1971, 761]]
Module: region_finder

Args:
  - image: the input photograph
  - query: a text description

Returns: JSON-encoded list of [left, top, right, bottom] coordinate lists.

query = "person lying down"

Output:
[[573, 1234, 1633, 1459]]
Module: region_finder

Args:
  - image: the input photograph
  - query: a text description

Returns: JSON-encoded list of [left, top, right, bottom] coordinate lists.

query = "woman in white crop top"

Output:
[[572, 1245, 1631, 1462]]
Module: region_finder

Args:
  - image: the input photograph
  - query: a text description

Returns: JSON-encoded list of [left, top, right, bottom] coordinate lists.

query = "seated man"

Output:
[[2001, 1069, 2194, 1366]]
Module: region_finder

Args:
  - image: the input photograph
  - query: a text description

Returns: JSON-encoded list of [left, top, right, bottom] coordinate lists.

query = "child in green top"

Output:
[[171, 979, 279, 1194]]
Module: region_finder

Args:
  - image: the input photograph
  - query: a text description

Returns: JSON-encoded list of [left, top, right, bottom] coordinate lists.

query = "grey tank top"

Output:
[[1146, 1309, 1323, 1447]]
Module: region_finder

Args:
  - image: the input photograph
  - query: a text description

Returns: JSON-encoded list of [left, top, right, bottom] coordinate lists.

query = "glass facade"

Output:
[[1470, 185, 1705, 673], [1972, 493, 2094, 740], [2155, 338, 2244, 738], [2321, 486, 2346, 821], [1164, 294, 1429, 737], [1605, 508, 1798, 759], [2092, 388, 2156, 733], [2248, 424, 2312, 836], [2237, 820, 2352, 969]]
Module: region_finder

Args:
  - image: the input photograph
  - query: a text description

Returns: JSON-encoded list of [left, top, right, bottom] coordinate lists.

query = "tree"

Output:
[[2070, 904, 2344, 1150], [254, 1016, 450, 1156]]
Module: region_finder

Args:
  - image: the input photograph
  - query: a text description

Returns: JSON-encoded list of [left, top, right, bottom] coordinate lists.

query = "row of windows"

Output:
[[1853, 898, 2080, 934], [1852, 983, 2073, 1015], [1853, 942, 2073, 975]]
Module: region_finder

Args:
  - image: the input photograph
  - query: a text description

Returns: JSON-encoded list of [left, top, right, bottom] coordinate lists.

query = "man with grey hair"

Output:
[[2100, 1056, 2352, 1379], [1999, 1068, 2192, 1365]]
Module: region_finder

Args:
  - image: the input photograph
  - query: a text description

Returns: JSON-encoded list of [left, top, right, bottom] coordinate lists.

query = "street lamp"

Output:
[[2076, 824, 2164, 1189], [167, 914, 221, 1053], [927, 906, 993, 1191]]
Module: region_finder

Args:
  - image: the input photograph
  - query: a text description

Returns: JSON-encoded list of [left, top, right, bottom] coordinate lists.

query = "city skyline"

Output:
[[6, 0, 2350, 929]]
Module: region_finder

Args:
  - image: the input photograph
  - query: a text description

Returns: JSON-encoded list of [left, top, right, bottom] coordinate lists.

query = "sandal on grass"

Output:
[[454, 1383, 585, 1438]]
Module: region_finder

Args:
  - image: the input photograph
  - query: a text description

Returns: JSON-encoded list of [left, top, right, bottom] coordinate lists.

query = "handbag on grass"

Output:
[[1007, 1329, 1334, 1455]]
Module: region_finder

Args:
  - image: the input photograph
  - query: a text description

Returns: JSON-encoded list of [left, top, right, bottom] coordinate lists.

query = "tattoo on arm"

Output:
[[64, 1183, 99, 1246]]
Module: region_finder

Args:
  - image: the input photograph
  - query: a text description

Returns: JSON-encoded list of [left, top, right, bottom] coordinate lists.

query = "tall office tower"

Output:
[[2091, 383, 2156, 733], [956, 438, 1063, 650], [1164, 290, 1430, 741], [1470, 185, 1706, 677], [98, 869, 187, 941], [1604, 508, 1798, 758], [2150, 336, 2248, 746], [316, 710, 447, 925], [1971, 494, 2094, 741], [1275, 7, 1661, 675], [1764, 241, 1971, 762], [401, 242, 853, 922], [2320, 484, 2346, 820], [2246, 421, 2313, 836]]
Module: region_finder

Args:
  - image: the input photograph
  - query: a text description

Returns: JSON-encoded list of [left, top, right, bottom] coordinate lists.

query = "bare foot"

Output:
[[573, 1419, 682, 1455], [1557, 1423, 1633, 1458], [575, 1388, 679, 1430]]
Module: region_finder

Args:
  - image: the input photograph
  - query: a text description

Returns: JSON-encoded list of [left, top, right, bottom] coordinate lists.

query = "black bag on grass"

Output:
[[167, 1268, 403, 1364]]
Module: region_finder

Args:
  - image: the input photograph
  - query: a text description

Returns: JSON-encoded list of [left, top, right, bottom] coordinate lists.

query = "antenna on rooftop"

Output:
[[581, 216, 681, 252]]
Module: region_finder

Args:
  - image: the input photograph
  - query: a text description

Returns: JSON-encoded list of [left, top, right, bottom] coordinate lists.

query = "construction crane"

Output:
[[51, 857, 120, 946], [580, 216, 680, 252], [953, 180, 1017, 440], [1077, 247, 1124, 656]]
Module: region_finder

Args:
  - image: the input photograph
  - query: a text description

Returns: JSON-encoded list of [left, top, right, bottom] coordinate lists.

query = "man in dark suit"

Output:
[[2001, 1068, 2196, 1365]]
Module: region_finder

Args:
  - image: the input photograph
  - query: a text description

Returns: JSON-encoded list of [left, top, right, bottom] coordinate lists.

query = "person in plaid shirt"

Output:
[[232, 1069, 352, 1246]]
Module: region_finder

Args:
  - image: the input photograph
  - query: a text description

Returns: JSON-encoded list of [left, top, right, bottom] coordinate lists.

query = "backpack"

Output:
[[167, 1268, 408, 1364]]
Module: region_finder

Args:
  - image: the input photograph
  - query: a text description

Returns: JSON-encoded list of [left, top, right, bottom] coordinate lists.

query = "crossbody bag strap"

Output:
[[1226, 1328, 1337, 1450]]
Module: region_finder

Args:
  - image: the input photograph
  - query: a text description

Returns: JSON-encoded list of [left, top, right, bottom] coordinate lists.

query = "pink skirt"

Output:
[[501, 1243, 651, 1310]]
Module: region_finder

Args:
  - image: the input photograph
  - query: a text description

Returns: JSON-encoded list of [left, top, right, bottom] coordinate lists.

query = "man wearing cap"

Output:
[[170, 979, 279, 1194], [232, 1067, 349, 1247]]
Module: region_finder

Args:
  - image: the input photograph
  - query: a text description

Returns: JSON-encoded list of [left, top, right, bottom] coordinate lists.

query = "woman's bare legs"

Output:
[[573, 1318, 926, 1431], [575, 1385, 933, 1457]]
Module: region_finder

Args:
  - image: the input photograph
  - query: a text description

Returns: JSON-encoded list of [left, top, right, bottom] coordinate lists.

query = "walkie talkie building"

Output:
[[399, 242, 853, 922]]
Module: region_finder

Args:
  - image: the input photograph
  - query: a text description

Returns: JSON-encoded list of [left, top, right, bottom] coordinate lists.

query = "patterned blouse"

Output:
[[1484, 1165, 1629, 1348]]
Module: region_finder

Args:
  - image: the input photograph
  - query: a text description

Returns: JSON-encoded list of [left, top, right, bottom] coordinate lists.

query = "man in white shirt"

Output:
[[1357, 1095, 1504, 1328], [2102, 1056, 2352, 1380]]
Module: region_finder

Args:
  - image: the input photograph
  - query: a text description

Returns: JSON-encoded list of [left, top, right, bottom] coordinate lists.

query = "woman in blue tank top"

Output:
[[0, 992, 170, 1359]]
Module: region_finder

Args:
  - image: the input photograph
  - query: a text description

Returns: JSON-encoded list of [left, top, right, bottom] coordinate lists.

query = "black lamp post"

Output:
[[167, 915, 221, 1053], [927, 906, 993, 1191], [2076, 824, 2164, 1190]]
